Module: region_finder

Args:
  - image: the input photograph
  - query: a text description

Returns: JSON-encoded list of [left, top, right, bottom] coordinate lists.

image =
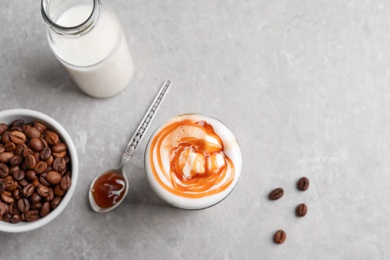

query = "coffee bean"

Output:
[[297, 177, 309, 191], [10, 131, 26, 144], [269, 188, 284, 200], [3, 212, 11, 222], [4, 142, 16, 152], [12, 170, 25, 181], [9, 155, 22, 167], [46, 171, 62, 185], [40, 202, 50, 217], [25, 210, 40, 222], [33, 122, 47, 134], [0, 163, 9, 177], [53, 151, 66, 158], [0, 144, 4, 153], [30, 192, 42, 204], [296, 203, 307, 217], [30, 180, 38, 189], [46, 156, 54, 167], [52, 143, 67, 153], [39, 173, 51, 186], [15, 143, 27, 155], [0, 152, 14, 163], [39, 147, 51, 161], [1, 191, 14, 203], [273, 230, 286, 244], [22, 184, 34, 197], [25, 154, 37, 169], [44, 131, 60, 145], [35, 161, 48, 174], [30, 138, 44, 152], [17, 198, 30, 213], [10, 119, 24, 132], [18, 178, 28, 187], [4, 176, 18, 191], [60, 175, 71, 191], [31, 203, 42, 210], [0, 181, 5, 195], [9, 165, 20, 174], [0, 123, 8, 135], [51, 197, 61, 210], [43, 188, 54, 202], [1, 131, 11, 143], [54, 184, 65, 197], [25, 170, 37, 181], [53, 157, 66, 173], [37, 184, 50, 197], [10, 214, 21, 224], [0, 202, 6, 215], [25, 126, 41, 139], [12, 189, 21, 200]]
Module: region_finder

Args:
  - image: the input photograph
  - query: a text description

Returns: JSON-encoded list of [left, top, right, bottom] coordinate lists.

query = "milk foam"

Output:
[[145, 114, 242, 210]]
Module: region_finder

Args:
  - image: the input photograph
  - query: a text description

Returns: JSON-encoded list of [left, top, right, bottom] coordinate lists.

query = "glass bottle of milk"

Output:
[[41, 0, 134, 98]]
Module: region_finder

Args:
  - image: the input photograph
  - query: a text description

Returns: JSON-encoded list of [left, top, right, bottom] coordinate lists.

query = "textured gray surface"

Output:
[[1, 0, 390, 259]]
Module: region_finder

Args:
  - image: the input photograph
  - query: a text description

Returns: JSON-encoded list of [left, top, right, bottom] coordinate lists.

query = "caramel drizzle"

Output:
[[150, 119, 235, 198]]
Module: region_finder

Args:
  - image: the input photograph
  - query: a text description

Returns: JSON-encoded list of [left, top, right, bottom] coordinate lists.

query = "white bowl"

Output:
[[0, 109, 78, 233]]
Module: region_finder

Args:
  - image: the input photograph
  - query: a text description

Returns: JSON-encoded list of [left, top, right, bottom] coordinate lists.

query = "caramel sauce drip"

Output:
[[150, 119, 235, 198]]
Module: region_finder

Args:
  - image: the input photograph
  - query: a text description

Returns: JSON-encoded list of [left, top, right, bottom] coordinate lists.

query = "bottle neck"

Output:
[[41, 0, 101, 37]]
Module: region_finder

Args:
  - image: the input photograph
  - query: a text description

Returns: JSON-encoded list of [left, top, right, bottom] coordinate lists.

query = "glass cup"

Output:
[[144, 114, 242, 210]]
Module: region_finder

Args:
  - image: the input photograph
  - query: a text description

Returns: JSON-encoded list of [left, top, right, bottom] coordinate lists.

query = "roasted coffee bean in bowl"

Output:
[[0, 109, 78, 232]]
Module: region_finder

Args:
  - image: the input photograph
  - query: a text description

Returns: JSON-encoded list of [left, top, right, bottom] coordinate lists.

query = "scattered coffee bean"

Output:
[[296, 203, 307, 217], [297, 177, 309, 191], [273, 230, 286, 244], [269, 188, 284, 200]]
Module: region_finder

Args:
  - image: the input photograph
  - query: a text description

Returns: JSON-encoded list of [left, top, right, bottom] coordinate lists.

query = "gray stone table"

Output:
[[1, 0, 390, 259]]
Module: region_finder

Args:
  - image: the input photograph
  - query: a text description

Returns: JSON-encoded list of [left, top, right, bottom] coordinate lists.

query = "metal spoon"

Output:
[[89, 80, 172, 213]]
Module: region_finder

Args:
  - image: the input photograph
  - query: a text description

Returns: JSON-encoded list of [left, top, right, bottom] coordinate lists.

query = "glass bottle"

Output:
[[41, 0, 134, 98]]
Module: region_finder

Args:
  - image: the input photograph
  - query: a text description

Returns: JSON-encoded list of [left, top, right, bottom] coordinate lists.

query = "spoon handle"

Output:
[[120, 80, 172, 167]]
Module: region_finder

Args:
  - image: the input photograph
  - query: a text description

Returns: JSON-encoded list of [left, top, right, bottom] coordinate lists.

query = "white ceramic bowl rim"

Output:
[[0, 109, 79, 233]]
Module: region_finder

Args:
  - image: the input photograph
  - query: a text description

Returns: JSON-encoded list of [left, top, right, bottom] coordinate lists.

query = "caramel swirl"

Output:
[[149, 119, 235, 198]]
